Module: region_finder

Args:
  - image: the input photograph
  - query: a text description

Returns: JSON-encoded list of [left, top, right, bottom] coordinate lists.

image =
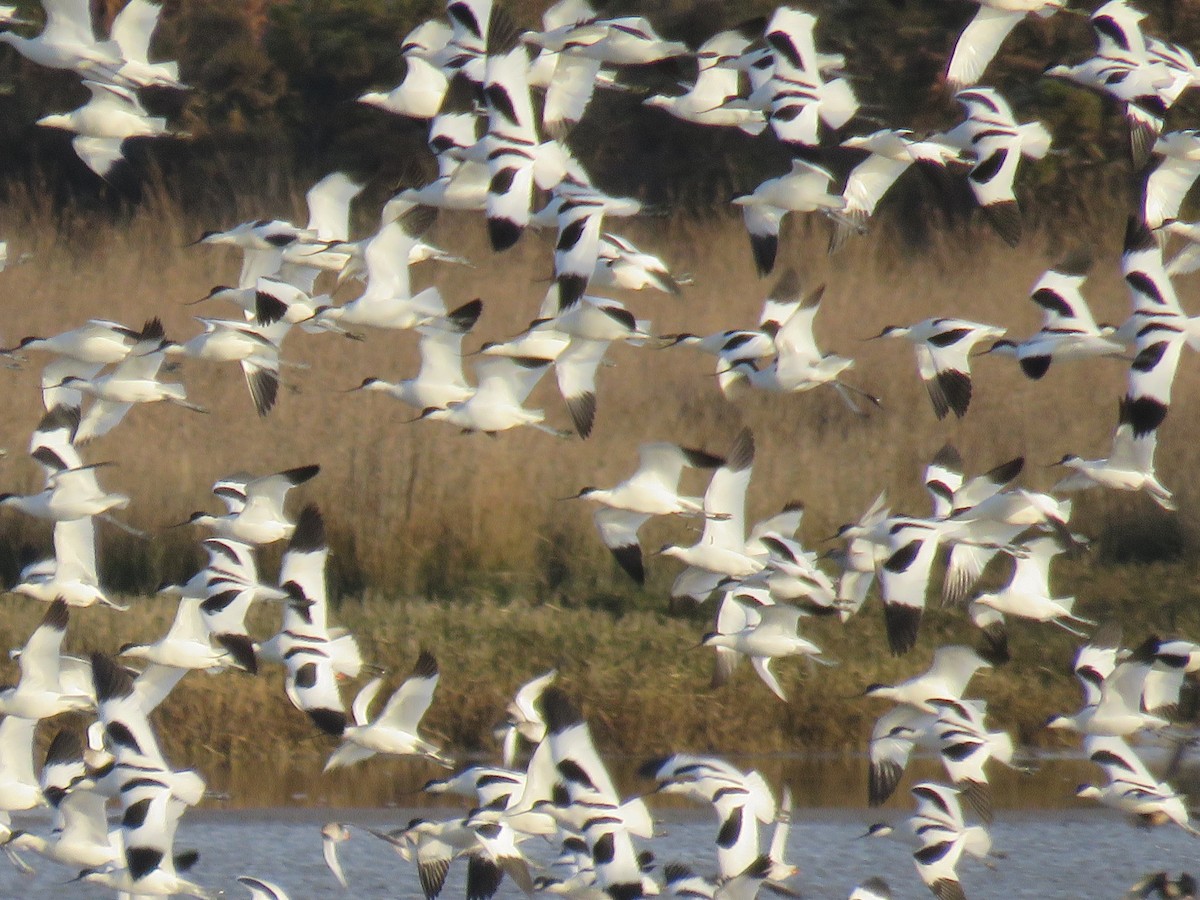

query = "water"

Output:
[[1, 805, 1194, 899]]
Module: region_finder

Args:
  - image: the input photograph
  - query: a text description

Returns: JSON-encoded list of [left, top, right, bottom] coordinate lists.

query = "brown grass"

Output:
[[0, 576, 1192, 808], [0, 187, 1198, 805], [0, 190, 1196, 598]]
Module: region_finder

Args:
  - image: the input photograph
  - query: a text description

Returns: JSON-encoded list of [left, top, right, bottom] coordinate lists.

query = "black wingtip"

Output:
[[42, 597, 69, 631], [1054, 247, 1093, 277], [282, 464, 320, 486], [727, 428, 755, 471], [556, 273, 589, 311], [36, 404, 82, 440], [770, 266, 803, 301], [681, 447, 725, 469], [400, 204, 439, 238], [539, 686, 583, 734], [610, 543, 645, 586], [567, 392, 596, 439], [215, 633, 258, 675], [485, 5, 523, 56], [44, 728, 81, 767], [488, 216, 523, 252], [977, 622, 1010, 667], [91, 651, 135, 703], [981, 200, 1021, 247], [248, 367, 279, 418], [883, 603, 921, 656], [1121, 393, 1168, 438], [868, 759, 903, 807], [411, 649, 438, 680], [447, 298, 484, 333], [930, 443, 962, 471], [1124, 215, 1156, 254], [935, 369, 972, 419], [254, 290, 289, 327], [288, 504, 326, 553], [749, 231, 777, 277], [306, 707, 347, 737]]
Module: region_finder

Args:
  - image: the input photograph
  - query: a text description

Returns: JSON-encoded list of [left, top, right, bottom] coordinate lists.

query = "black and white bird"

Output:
[[873, 316, 1006, 419]]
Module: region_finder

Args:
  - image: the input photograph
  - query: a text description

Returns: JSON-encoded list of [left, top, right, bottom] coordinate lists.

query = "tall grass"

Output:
[[0, 188, 1195, 601], [0, 581, 1193, 808], [0, 186, 1198, 805]]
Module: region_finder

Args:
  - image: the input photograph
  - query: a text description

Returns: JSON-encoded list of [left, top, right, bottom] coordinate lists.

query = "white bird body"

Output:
[[183, 464, 319, 546], [946, 0, 1065, 90], [864, 645, 991, 713], [876, 316, 1006, 419], [1053, 401, 1174, 510], [1049, 661, 1170, 736], [418, 355, 559, 435], [970, 535, 1093, 635], [703, 600, 830, 701], [0, 601, 92, 720], [734, 159, 851, 276], [1077, 735, 1198, 834], [0, 0, 122, 76], [11, 516, 120, 609], [325, 651, 450, 770], [109, 0, 186, 89], [358, 54, 448, 119], [37, 80, 173, 178]]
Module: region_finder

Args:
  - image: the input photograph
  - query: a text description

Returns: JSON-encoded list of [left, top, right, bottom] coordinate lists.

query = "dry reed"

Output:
[[0, 187, 1198, 803], [0, 190, 1196, 598]]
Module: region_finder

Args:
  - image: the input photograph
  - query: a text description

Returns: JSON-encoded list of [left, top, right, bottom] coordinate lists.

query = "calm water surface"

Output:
[[0, 805, 1193, 899], [3, 756, 1196, 899]]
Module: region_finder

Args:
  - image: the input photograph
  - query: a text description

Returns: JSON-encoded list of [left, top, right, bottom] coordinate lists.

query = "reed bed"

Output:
[[0, 190, 1196, 598], [0, 572, 1194, 807], [0, 188, 1198, 804]]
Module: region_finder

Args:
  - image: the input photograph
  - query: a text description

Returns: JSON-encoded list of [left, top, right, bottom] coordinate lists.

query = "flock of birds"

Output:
[[2, 0, 1200, 897]]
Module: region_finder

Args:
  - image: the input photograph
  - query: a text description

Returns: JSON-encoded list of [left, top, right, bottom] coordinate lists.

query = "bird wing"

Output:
[[0, 715, 37, 788], [351, 677, 385, 727], [474, 355, 552, 406], [739, 202, 783, 277], [1127, 325, 1186, 434], [278, 504, 330, 633], [773, 287, 824, 369], [554, 336, 608, 438], [162, 596, 209, 645], [553, 198, 605, 310], [110, 0, 159, 63], [42, 0, 95, 45], [71, 136, 127, 180], [244, 464, 319, 514], [878, 526, 940, 655], [912, 833, 967, 900], [485, 143, 536, 251], [701, 429, 754, 550], [543, 50, 602, 134], [1084, 734, 1158, 787], [947, 6, 1023, 90], [51, 515, 98, 583], [19, 600, 70, 693], [377, 653, 439, 732], [750, 655, 787, 702], [58, 788, 112, 850], [843, 152, 910, 221], [868, 705, 930, 807], [286, 648, 347, 736], [415, 327, 470, 391], [305, 172, 364, 242]]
